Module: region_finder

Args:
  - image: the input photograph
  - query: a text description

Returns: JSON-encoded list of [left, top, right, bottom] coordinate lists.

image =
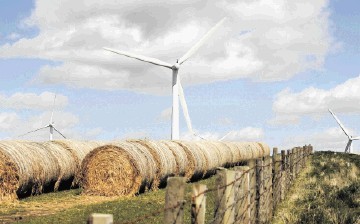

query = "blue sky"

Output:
[[0, 0, 359, 153]]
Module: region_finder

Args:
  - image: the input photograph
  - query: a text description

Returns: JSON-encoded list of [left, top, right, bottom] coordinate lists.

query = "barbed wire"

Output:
[[116, 148, 312, 224]]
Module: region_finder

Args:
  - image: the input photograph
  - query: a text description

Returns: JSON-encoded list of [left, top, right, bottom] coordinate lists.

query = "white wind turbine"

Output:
[[329, 109, 360, 153], [104, 18, 227, 140], [18, 94, 66, 141]]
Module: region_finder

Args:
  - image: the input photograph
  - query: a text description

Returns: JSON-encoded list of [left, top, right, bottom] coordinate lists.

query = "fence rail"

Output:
[[88, 145, 313, 224]]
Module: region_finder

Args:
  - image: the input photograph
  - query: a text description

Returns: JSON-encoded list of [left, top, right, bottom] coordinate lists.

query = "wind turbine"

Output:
[[18, 94, 66, 141], [104, 18, 227, 140], [329, 109, 359, 153]]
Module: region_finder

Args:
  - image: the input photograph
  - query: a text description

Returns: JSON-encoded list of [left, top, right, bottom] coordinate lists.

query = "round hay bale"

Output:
[[257, 142, 271, 157], [195, 141, 222, 169], [175, 141, 207, 179], [160, 140, 189, 178], [250, 142, 263, 158], [41, 141, 77, 191], [231, 142, 252, 161], [81, 141, 156, 196], [203, 141, 227, 167], [209, 141, 234, 167], [0, 141, 60, 200], [223, 142, 242, 164], [50, 140, 103, 187], [231, 142, 270, 160], [0, 149, 19, 201], [128, 140, 176, 187]]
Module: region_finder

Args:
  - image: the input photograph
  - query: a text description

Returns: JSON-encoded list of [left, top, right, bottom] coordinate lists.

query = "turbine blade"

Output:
[[219, 131, 232, 141], [351, 136, 360, 140], [178, 17, 227, 65], [178, 80, 205, 140], [103, 47, 173, 69], [50, 94, 56, 124], [328, 109, 350, 137], [52, 126, 66, 139], [18, 125, 49, 138], [178, 80, 194, 134]]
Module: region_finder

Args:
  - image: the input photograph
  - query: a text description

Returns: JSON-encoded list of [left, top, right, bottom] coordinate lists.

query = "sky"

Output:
[[0, 0, 359, 153]]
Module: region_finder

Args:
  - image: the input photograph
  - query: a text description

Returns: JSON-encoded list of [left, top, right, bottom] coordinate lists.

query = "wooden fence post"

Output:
[[214, 169, 235, 224], [291, 148, 296, 179], [192, 184, 207, 224], [289, 149, 294, 185], [272, 149, 281, 214], [256, 158, 266, 224], [280, 150, 287, 201], [247, 159, 256, 224], [297, 147, 301, 173], [234, 166, 250, 224], [164, 177, 186, 224], [286, 150, 291, 191], [264, 156, 273, 222], [295, 147, 300, 177], [304, 146, 306, 167], [309, 144, 313, 154], [88, 214, 113, 224]]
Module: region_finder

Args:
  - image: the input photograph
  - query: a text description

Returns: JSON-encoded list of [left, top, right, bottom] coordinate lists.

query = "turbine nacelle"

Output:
[[172, 61, 181, 70]]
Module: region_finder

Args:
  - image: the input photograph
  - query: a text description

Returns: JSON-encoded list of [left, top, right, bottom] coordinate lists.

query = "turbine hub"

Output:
[[172, 61, 180, 70]]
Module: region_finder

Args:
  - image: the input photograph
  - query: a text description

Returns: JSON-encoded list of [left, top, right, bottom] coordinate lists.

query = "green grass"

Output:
[[1, 174, 219, 224], [273, 151, 360, 224]]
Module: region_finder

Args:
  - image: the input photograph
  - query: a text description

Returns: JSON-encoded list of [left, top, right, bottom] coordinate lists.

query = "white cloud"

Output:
[[0, 95, 104, 141], [6, 33, 21, 40], [120, 131, 150, 140], [157, 107, 172, 121], [0, 113, 20, 130], [181, 126, 265, 141], [0, 0, 335, 94], [217, 117, 233, 126], [222, 127, 265, 141], [282, 127, 360, 153], [13, 111, 79, 140], [268, 114, 300, 126], [271, 74, 360, 125], [0, 91, 68, 110]]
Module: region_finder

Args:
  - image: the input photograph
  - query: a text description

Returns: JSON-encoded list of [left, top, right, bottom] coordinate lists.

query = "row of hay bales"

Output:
[[81, 141, 270, 196], [0, 140, 102, 201], [0, 140, 270, 201]]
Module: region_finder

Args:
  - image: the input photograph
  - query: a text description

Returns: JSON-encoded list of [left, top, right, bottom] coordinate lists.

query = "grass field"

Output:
[[1, 151, 359, 223], [0, 174, 220, 224], [273, 151, 360, 224]]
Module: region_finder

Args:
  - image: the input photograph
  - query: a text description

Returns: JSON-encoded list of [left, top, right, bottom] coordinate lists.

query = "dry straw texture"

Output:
[[128, 140, 177, 185], [48, 140, 103, 187], [81, 141, 157, 197], [0, 139, 271, 200], [160, 140, 189, 177], [81, 140, 270, 197], [0, 141, 59, 201], [175, 141, 207, 179], [0, 140, 104, 202]]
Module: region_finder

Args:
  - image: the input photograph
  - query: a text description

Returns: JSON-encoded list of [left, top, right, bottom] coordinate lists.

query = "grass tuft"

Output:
[[273, 151, 360, 224]]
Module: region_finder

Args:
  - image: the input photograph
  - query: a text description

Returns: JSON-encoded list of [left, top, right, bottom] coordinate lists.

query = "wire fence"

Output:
[[88, 145, 313, 224]]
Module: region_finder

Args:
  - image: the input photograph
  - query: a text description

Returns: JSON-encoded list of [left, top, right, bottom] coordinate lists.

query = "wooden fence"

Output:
[[88, 145, 313, 224]]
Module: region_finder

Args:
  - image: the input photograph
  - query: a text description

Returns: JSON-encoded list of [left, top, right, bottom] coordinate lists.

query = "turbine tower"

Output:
[[19, 94, 66, 141], [329, 109, 359, 153], [104, 18, 227, 140]]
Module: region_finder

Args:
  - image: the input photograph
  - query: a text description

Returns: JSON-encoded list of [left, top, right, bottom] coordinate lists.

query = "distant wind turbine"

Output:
[[329, 109, 359, 153], [18, 94, 66, 141], [104, 18, 227, 140]]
